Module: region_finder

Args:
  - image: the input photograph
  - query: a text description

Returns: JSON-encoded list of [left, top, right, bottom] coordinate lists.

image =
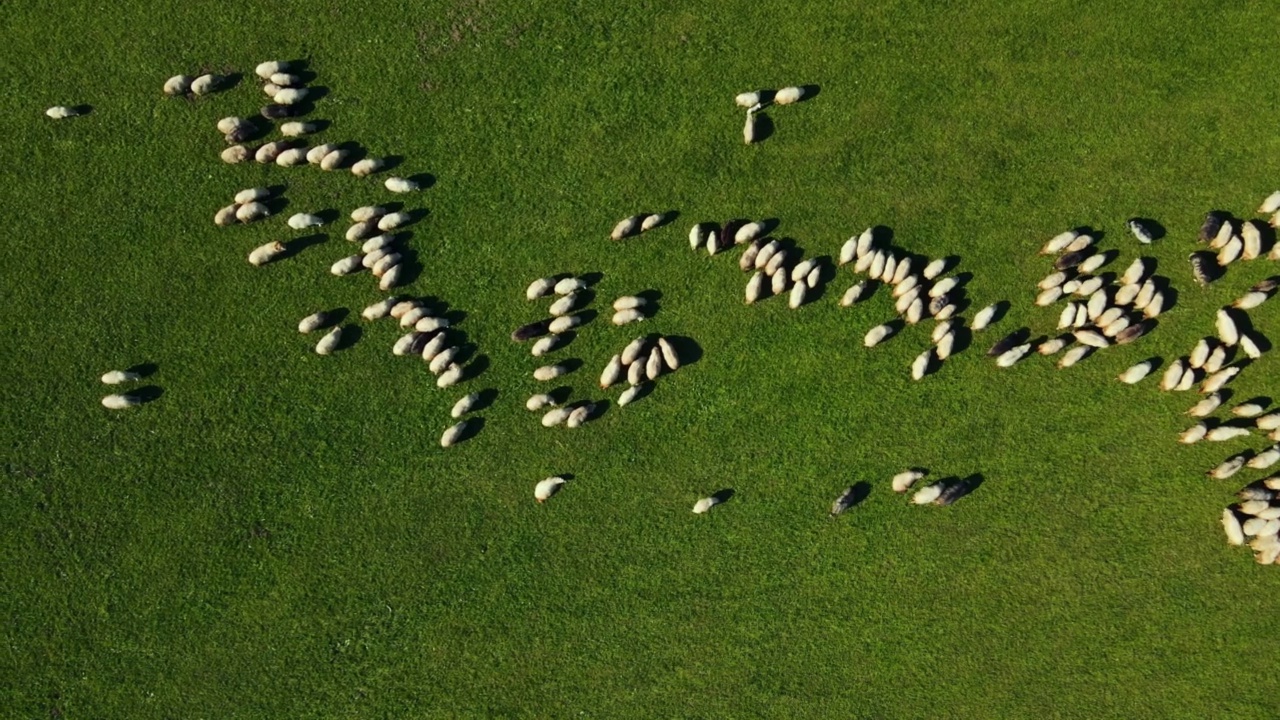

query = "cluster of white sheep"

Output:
[[1189, 198, 1280, 286], [610, 213, 668, 241], [1222, 478, 1280, 565], [516, 275, 601, 428], [840, 228, 995, 379], [332, 205, 414, 290], [599, 334, 683, 407], [687, 218, 828, 308], [214, 186, 275, 226], [1158, 296, 1270, 403], [735, 86, 808, 144], [99, 369, 146, 409], [163, 72, 227, 98]]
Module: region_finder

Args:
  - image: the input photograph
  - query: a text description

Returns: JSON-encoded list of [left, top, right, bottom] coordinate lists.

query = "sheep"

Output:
[[788, 281, 808, 309], [689, 224, 711, 251], [221, 145, 250, 164], [765, 248, 790, 276], [1233, 402, 1266, 418], [1095, 307, 1124, 327], [1202, 366, 1240, 394], [276, 148, 308, 167], [1248, 445, 1280, 469], [262, 82, 282, 99], [617, 381, 648, 407], [1064, 234, 1095, 253], [550, 314, 584, 333], [236, 202, 270, 223], [233, 187, 269, 204], [315, 327, 344, 355], [971, 304, 998, 331], [163, 74, 193, 95], [892, 275, 919, 300], [738, 240, 763, 271], [743, 113, 759, 144], [1203, 346, 1228, 374], [1035, 287, 1063, 306], [385, 177, 420, 193], [391, 332, 421, 356], [864, 324, 894, 348], [534, 364, 568, 382], [1187, 394, 1221, 417], [526, 277, 555, 300], [1118, 360, 1153, 384], [255, 142, 286, 163], [303, 144, 336, 165], [1079, 254, 1108, 275], [376, 263, 401, 288], [1241, 329, 1263, 357], [1223, 509, 1247, 545], [987, 332, 1022, 357], [320, 149, 349, 171], [187, 73, 221, 95], [429, 347, 460, 375], [646, 347, 664, 380], [911, 482, 944, 505], [1217, 236, 1244, 266], [889, 470, 924, 493], [390, 300, 422, 319], [534, 476, 567, 503], [1179, 422, 1208, 444], [1175, 366, 1198, 391], [904, 298, 925, 324], [440, 420, 468, 448], [894, 288, 921, 315], [261, 104, 300, 120], [1073, 329, 1109, 349], [753, 240, 779, 271], [214, 204, 239, 226], [1141, 293, 1165, 319], [362, 297, 397, 321], [280, 121, 317, 137], [745, 272, 766, 304], [248, 241, 286, 266], [775, 86, 804, 104], [541, 407, 571, 427], [298, 311, 331, 333], [330, 255, 364, 276], [555, 277, 586, 294], [934, 332, 956, 359], [839, 281, 869, 307], [344, 221, 376, 242], [435, 364, 464, 389], [1206, 426, 1250, 442], [254, 61, 288, 79], [611, 215, 642, 240], [622, 336, 649, 365], [101, 394, 141, 409], [531, 335, 562, 357], [1159, 359, 1186, 391], [613, 296, 646, 312], [101, 370, 141, 385], [414, 316, 449, 333], [996, 344, 1031, 368], [867, 251, 887, 280], [1075, 276, 1104, 297], [1257, 412, 1280, 431], [1039, 271, 1068, 290], [1208, 455, 1248, 481], [735, 91, 762, 107], [1061, 279, 1081, 295], [271, 87, 306, 105], [769, 270, 789, 296], [527, 394, 557, 411], [1259, 191, 1280, 214], [600, 355, 624, 388], [1040, 230, 1078, 255], [288, 213, 324, 229], [446, 393, 482, 420], [1239, 486, 1276, 501], [1189, 252, 1216, 285], [1126, 218, 1154, 244], [420, 334, 448, 362], [400, 306, 430, 328], [566, 404, 594, 428], [550, 293, 581, 316], [1054, 249, 1092, 271], [627, 359, 646, 386], [704, 230, 725, 256], [350, 157, 385, 178], [911, 348, 933, 380], [1057, 345, 1093, 368], [1102, 317, 1131, 338], [1037, 336, 1068, 356]]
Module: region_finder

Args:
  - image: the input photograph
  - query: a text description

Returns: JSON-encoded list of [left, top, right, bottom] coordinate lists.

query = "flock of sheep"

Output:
[[65, 68, 1280, 552]]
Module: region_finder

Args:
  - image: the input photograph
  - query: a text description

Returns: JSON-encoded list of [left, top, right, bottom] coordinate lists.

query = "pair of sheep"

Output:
[[100, 368, 148, 409], [162, 73, 226, 97], [214, 186, 277, 226]]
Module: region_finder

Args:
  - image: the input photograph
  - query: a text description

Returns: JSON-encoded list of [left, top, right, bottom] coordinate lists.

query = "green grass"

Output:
[[4, 0, 1280, 716]]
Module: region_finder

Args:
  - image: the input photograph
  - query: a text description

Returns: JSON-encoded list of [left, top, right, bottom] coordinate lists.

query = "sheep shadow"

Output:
[[333, 325, 362, 351], [131, 385, 164, 403], [280, 234, 327, 260], [314, 208, 342, 225], [125, 362, 158, 379], [580, 271, 605, 287], [664, 335, 703, 367], [749, 112, 775, 143], [557, 358, 584, 375], [408, 173, 436, 190], [463, 355, 490, 381], [263, 196, 291, 216], [798, 84, 821, 102], [455, 417, 485, 444], [469, 387, 499, 411], [986, 327, 1030, 356], [831, 482, 871, 515], [548, 386, 574, 404]]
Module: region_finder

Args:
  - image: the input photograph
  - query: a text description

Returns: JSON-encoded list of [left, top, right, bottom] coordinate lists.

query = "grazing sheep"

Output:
[[276, 148, 308, 166], [288, 213, 324, 229], [362, 297, 397, 321], [1241, 220, 1264, 260], [880, 256, 898, 284], [829, 486, 861, 517], [912, 482, 944, 505], [255, 61, 289, 79], [770, 269, 790, 296], [1179, 422, 1208, 444], [646, 347, 664, 380], [1189, 339, 1212, 369], [969, 304, 997, 331], [1174, 366, 1197, 391], [838, 238, 858, 266], [1037, 336, 1068, 356], [613, 295, 646, 312], [428, 347, 460, 374], [1259, 191, 1280, 214], [1187, 394, 1222, 417], [1235, 291, 1269, 310], [1208, 455, 1248, 479], [298, 311, 331, 333], [775, 86, 804, 104], [440, 420, 468, 448], [600, 355, 624, 388], [611, 215, 642, 240], [236, 202, 270, 223], [996, 344, 1031, 367], [911, 348, 933, 379], [274, 87, 307, 105], [1203, 345, 1228, 373], [864, 324, 894, 348], [692, 495, 725, 514], [1102, 317, 1131, 338], [1079, 254, 1109, 275], [1064, 234, 1095, 253], [690, 224, 712, 251], [618, 383, 646, 407], [1040, 230, 1078, 255], [1234, 402, 1266, 418], [1061, 279, 1081, 296], [1240, 333, 1264, 359], [541, 407, 571, 427], [163, 75, 193, 95], [400, 306, 429, 328], [315, 327, 344, 355], [987, 332, 1022, 357], [1127, 219, 1155, 244], [566, 403, 594, 428], [892, 275, 919, 299], [752, 240, 777, 270], [1248, 445, 1280, 469], [303, 144, 336, 164], [534, 364, 568, 382], [330, 255, 364, 276], [1057, 344, 1093, 368], [1096, 307, 1124, 327], [450, 393, 481, 418], [1189, 252, 1216, 285], [627, 359, 645, 386], [269, 73, 301, 87], [526, 277, 555, 300], [735, 91, 762, 107], [248, 241, 286, 266], [1075, 276, 1104, 297], [436, 365, 464, 389], [535, 476, 567, 503], [1035, 287, 1063, 306], [554, 277, 586, 294], [892, 470, 925, 493], [1256, 412, 1280, 431], [1206, 426, 1250, 442], [379, 264, 404, 290], [1223, 509, 1247, 545], [414, 316, 449, 333], [101, 370, 141, 385], [1239, 486, 1275, 501], [385, 177, 419, 193], [531, 334, 562, 357], [262, 82, 282, 99], [1118, 360, 1153, 384], [101, 394, 141, 409], [743, 113, 759, 144], [345, 221, 377, 242], [550, 314, 584, 333], [235, 187, 270, 204], [790, 258, 816, 282], [788, 281, 808, 309], [420, 334, 448, 362], [1160, 359, 1186, 391], [510, 320, 550, 342], [350, 157, 385, 178], [549, 293, 580, 316], [745, 272, 766, 304], [221, 145, 250, 164], [1039, 271, 1068, 290], [527, 394, 557, 411], [622, 336, 649, 365], [740, 240, 764, 271], [189, 73, 221, 95], [839, 281, 869, 307], [214, 204, 239, 226], [260, 104, 300, 120], [255, 142, 286, 163], [894, 288, 920, 315], [1073, 329, 1109, 348], [390, 300, 422, 319], [280, 121, 317, 137], [905, 298, 926, 324], [320, 149, 349, 171], [1216, 309, 1240, 346], [1217, 236, 1243, 266]]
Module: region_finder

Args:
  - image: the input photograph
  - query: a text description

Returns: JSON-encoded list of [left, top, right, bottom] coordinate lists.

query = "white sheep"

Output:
[[611, 215, 642, 240], [352, 158, 386, 177], [385, 177, 420, 193], [527, 394, 557, 411], [774, 86, 804, 104], [315, 327, 344, 355], [101, 370, 141, 385], [163, 75, 193, 95], [190, 74, 221, 95], [330, 255, 363, 276], [236, 202, 270, 223], [600, 355, 624, 388], [542, 407, 571, 427], [101, 394, 141, 409], [298, 311, 330, 333], [280, 121, 317, 137], [440, 421, 468, 448], [320, 149, 349, 171], [221, 145, 250, 164], [307, 144, 338, 164], [535, 477, 567, 503], [534, 364, 568, 381], [362, 298, 397, 321], [288, 213, 324, 229], [864, 324, 894, 348], [248, 241, 286, 266], [550, 314, 583, 333], [526, 277, 555, 300]]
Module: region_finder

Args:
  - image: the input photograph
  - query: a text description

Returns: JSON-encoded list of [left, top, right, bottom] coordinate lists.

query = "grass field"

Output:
[[4, 0, 1280, 716]]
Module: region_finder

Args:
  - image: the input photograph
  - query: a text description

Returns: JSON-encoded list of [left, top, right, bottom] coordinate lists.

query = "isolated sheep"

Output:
[[1057, 345, 1093, 368], [911, 348, 933, 380], [971, 304, 998, 331], [385, 177, 420, 193], [531, 335, 562, 357], [830, 486, 860, 517], [248, 241, 286, 266], [693, 495, 726, 514], [864, 324, 894, 348], [534, 364, 568, 381], [1118, 360, 1153, 384], [775, 86, 804, 104], [535, 477, 567, 503]]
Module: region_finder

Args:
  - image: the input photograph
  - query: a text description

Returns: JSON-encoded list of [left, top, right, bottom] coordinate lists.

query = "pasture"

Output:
[[3, 0, 1280, 716]]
